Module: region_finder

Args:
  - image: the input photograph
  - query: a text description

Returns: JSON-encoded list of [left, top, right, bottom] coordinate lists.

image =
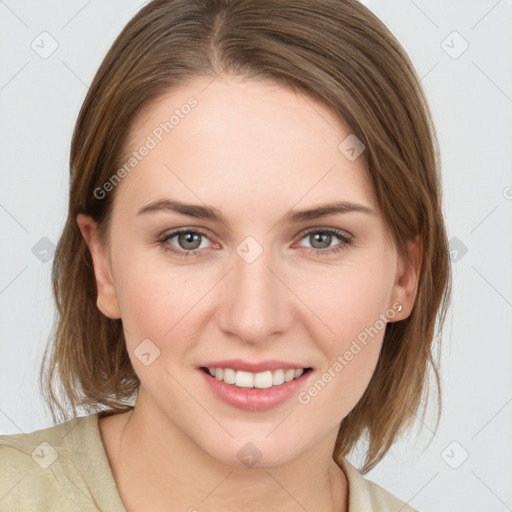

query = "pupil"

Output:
[[313, 232, 331, 248], [180, 232, 200, 249]]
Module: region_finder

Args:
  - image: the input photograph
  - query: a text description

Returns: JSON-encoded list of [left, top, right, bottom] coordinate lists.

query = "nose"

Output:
[[216, 240, 293, 346]]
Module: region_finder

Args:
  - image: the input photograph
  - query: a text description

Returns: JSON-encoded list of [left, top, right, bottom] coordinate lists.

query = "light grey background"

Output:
[[1, 1, 511, 511]]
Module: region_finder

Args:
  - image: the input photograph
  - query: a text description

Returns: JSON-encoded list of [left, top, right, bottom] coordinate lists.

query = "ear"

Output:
[[76, 213, 121, 319], [388, 234, 421, 321]]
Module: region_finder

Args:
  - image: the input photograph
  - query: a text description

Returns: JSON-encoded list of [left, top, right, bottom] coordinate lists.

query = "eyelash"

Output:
[[157, 227, 353, 258]]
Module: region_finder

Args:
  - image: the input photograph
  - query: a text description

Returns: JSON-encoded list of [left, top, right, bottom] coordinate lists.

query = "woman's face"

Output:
[[80, 75, 417, 467]]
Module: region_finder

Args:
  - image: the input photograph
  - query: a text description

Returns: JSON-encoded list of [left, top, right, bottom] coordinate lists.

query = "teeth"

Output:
[[223, 368, 236, 385], [205, 367, 307, 388], [272, 369, 285, 386], [235, 370, 253, 388], [254, 371, 273, 389]]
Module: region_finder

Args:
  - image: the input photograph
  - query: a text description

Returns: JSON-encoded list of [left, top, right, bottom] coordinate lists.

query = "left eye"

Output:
[[295, 228, 353, 254], [157, 227, 353, 257]]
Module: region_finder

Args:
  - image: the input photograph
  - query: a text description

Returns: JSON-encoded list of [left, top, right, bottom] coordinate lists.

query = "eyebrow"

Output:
[[137, 198, 377, 223]]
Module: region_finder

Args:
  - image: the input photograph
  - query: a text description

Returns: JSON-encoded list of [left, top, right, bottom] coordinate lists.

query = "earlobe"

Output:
[[389, 235, 421, 320], [76, 213, 121, 319]]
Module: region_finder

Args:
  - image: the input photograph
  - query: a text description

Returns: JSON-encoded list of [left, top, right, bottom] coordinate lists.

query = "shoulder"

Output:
[[0, 414, 91, 470], [0, 414, 111, 511], [338, 457, 419, 512]]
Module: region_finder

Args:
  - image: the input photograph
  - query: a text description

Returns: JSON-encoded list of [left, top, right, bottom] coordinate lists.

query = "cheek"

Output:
[[113, 265, 207, 406], [296, 257, 394, 344], [293, 262, 393, 415], [297, 338, 383, 431], [110, 244, 199, 358]]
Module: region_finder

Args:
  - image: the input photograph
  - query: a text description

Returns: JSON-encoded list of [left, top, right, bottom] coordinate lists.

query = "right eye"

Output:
[[157, 228, 213, 257]]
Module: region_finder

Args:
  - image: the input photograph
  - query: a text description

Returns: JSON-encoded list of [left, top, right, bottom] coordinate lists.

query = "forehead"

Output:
[[113, 75, 377, 220]]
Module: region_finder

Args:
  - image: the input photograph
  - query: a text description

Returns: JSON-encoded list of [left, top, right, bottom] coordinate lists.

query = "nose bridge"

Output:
[[218, 235, 291, 343]]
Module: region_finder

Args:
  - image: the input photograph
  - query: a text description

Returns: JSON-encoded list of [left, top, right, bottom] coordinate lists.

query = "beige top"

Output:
[[0, 413, 418, 511]]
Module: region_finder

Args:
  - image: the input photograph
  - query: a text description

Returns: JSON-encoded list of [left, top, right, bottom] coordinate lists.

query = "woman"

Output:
[[0, 0, 451, 510]]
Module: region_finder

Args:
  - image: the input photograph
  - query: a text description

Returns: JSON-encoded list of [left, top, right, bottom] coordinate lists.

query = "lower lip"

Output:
[[199, 369, 312, 411]]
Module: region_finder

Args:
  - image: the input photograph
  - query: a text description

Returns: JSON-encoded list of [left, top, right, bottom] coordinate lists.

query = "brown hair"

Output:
[[40, 0, 451, 473]]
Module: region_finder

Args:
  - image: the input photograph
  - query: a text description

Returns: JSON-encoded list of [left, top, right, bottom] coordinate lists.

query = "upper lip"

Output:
[[200, 359, 311, 373]]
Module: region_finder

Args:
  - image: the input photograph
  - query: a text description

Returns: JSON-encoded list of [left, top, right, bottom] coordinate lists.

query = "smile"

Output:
[[201, 367, 311, 389], [199, 362, 314, 411]]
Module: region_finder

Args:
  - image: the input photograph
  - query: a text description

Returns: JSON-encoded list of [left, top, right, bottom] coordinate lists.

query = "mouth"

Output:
[[199, 366, 313, 389], [197, 359, 314, 411]]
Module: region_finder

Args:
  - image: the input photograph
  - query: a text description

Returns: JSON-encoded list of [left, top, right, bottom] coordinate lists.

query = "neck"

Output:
[[100, 390, 348, 512]]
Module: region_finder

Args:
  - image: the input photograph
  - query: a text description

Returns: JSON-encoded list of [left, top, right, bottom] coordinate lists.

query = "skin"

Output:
[[77, 75, 420, 512]]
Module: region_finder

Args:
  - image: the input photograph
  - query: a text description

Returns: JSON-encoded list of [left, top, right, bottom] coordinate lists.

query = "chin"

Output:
[[199, 434, 301, 469]]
